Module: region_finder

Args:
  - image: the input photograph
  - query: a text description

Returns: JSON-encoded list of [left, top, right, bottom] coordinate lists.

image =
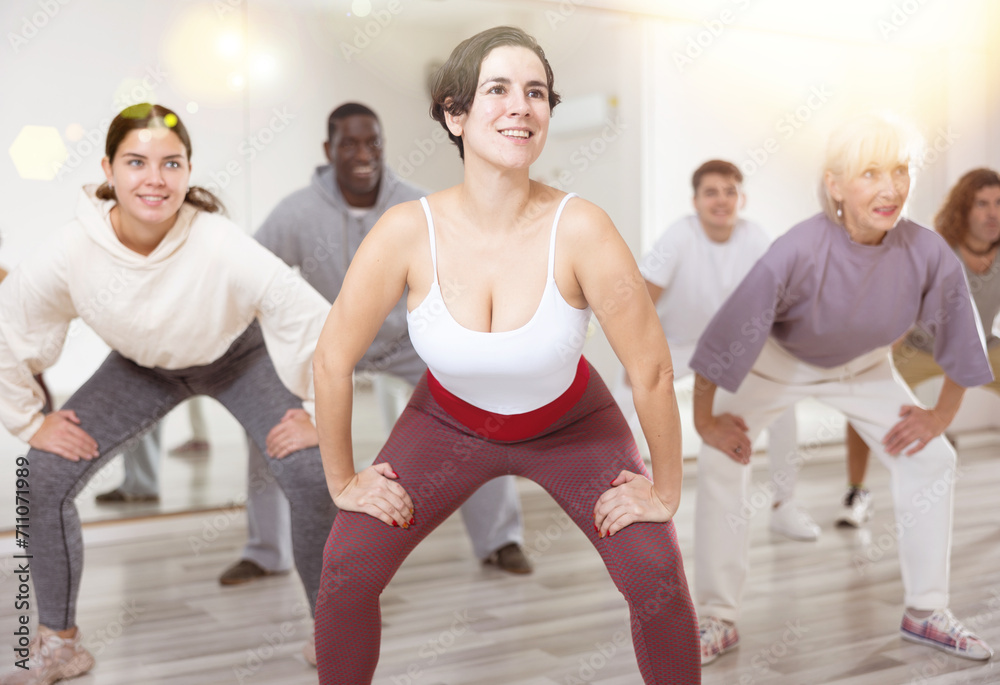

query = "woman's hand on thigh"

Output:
[[593, 470, 673, 538], [331, 462, 415, 529], [883, 405, 947, 456], [28, 410, 99, 461], [696, 412, 752, 464], [265, 408, 319, 458]]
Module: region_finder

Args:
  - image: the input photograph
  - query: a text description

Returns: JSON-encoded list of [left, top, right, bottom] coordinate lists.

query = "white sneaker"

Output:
[[0, 625, 95, 684], [699, 616, 739, 665], [836, 487, 873, 528], [770, 499, 821, 541], [901, 609, 994, 660]]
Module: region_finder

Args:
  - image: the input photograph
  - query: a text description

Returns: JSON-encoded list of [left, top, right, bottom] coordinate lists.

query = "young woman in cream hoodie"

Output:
[[0, 103, 333, 683]]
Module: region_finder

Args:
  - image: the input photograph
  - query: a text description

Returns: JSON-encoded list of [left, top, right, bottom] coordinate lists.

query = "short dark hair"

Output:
[[935, 167, 1000, 248], [430, 26, 560, 161], [327, 102, 379, 141], [691, 160, 743, 194]]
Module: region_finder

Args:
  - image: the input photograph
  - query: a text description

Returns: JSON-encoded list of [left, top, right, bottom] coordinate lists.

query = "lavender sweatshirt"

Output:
[[690, 213, 993, 393]]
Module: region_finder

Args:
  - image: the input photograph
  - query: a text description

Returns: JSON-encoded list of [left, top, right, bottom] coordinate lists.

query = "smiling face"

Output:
[[826, 163, 911, 244], [966, 185, 1000, 248], [326, 114, 383, 207], [447, 45, 550, 169], [101, 127, 190, 248], [693, 172, 742, 239]]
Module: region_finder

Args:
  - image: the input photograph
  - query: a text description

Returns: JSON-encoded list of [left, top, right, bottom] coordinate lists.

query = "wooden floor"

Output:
[[1, 421, 998, 683]]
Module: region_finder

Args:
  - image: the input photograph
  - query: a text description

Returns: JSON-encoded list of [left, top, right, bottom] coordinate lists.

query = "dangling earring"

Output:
[[108, 181, 114, 189], [836, 202, 843, 219]]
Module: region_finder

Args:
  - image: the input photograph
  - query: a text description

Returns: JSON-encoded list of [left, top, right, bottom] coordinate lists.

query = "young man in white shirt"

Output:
[[615, 160, 817, 541]]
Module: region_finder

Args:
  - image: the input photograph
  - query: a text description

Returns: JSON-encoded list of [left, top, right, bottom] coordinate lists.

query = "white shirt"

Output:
[[639, 216, 770, 371]]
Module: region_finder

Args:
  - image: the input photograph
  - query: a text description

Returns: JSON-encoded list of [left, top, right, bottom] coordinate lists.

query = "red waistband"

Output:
[[426, 356, 590, 442]]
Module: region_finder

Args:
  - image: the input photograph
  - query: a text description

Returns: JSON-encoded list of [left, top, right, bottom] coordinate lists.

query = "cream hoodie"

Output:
[[0, 186, 330, 442]]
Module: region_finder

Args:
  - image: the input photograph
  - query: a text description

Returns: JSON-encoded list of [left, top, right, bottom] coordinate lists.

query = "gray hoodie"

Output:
[[255, 165, 426, 380]]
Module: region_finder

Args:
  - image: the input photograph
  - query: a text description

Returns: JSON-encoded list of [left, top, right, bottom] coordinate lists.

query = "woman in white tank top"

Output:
[[311, 26, 699, 684]]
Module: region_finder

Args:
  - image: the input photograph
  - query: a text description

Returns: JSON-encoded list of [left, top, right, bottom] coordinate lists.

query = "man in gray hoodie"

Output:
[[220, 103, 530, 593]]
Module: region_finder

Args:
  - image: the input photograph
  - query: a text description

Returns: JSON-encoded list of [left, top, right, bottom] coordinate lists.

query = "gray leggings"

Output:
[[27, 323, 336, 630]]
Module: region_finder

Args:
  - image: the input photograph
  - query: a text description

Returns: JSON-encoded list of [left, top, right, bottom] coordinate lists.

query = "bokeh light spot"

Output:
[[138, 129, 152, 142], [217, 32, 242, 58], [65, 123, 85, 142], [9, 126, 68, 181], [186, 102, 199, 114], [351, 0, 372, 18], [251, 52, 276, 80]]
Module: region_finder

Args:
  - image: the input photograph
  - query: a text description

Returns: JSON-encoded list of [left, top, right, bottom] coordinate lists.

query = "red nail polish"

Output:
[[393, 521, 399, 527], [609, 480, 615, 486], [409, 518, 415, 526]]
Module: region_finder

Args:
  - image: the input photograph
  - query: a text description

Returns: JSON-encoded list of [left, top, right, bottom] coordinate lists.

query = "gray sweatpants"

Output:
[[27, 323, 335, 630]]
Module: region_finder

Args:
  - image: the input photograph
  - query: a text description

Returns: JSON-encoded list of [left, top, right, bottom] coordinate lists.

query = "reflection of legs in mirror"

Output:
[[94, 425, 162, 504], [168, 397, 211, 455]]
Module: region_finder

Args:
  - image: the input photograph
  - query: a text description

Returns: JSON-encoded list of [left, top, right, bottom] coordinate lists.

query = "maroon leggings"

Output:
[[315, 368, 700, 684]]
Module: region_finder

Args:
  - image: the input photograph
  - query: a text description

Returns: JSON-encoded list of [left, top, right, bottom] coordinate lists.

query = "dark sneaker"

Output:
[[483, 543, 533, 575], [94, 488, 159, 504], [835, 487, 873, 528], [218, 559, 288, 586]]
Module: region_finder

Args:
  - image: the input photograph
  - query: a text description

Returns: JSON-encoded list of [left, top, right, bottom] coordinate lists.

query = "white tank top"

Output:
[[407, 193, 592, 414]]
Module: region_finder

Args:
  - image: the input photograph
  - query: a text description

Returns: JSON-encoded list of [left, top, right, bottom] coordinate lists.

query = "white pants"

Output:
[[612, 349, 801, 503], [695, 339, 955, 622]]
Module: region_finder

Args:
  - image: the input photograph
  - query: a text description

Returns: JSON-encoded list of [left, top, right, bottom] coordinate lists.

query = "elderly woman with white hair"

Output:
[[689, 113, 994, 665]]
